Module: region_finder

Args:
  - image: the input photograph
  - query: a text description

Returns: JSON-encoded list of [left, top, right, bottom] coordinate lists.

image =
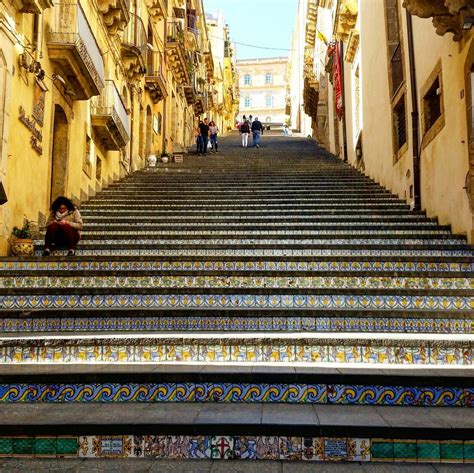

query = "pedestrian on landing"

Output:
[[240, 119, 250, 147], [251, 117, 263, 148], [198, 118, 210, 155], [209, 120, 219, 153], [42, 196, 83, 256], [195, 120, 202, 155]]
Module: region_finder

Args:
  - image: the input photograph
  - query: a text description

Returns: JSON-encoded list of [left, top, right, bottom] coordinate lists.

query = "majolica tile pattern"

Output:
[[1, 260, 471, 272], [0, 383, 471, 406], [2, 275, 472, 290], [0, 337, 471, 365], [0, 315, 470, 334], [0, 435, 473, 463], [1, 293, 473, 311]]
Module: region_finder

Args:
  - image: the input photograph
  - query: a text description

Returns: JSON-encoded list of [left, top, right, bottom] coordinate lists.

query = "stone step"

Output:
[[1, 404, 473, 446], [0, 309, 471, 334], [33, 238, 468, 248], [1, 274, 471, 291], [2, 257, 471, 273], [0, 332, 471, 366], [1, 291, 472, 311], [32, 247, 474, 257], [76, 230, 454, 239]]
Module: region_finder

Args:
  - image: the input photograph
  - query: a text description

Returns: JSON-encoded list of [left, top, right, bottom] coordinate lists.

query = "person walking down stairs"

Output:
[[197, 118, 210, 156], [209, 121, 219, 153], [42, 196, 83, 257]]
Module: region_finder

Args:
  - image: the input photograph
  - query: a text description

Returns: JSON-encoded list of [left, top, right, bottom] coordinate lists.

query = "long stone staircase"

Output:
[[0, 133, 472, 465]]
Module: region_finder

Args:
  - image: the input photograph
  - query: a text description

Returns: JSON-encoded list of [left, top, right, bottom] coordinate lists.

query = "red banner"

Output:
[[333, 43, 344, 120]]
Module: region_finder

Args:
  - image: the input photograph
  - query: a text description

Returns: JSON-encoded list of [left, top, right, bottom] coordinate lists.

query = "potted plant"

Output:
[[161, 150, 170, 163], [11, 219, 34, 256]]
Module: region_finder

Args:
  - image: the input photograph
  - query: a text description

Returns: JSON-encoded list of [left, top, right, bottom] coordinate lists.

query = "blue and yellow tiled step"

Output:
[[2, 135, 473, 462]]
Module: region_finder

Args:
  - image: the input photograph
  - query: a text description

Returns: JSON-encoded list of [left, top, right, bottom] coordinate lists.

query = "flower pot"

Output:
[[161, 156, 169, 163], [147, 154, 157, 167], [11, 238, 34, 256]]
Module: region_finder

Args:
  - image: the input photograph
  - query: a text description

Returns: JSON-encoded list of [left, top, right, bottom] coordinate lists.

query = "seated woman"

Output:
[[43, 196, 83, 256]]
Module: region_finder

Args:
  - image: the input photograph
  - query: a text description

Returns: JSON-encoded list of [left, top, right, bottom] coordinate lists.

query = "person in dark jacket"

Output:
[[251, 117, 263, 148], [197, 118, 210, 155], [240, 119, 250, 147]]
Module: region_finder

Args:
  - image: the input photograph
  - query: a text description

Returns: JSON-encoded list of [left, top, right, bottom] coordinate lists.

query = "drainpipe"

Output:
[[406, 10, 421, 212], [339, 40, 348, 162]]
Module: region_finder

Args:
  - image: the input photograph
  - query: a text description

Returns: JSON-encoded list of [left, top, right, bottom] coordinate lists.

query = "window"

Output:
[[384, 0, 405, 98], [393, 95, 407, 153], [265, 116, 271, 122], [96, 156, 102, 181], [423, 77, 441, 133], [244, 74, 251, 85], [265, 73, 272, 84], [265, 95, 273, 108], [244, 96, 251, 108], [83, 135, 92, 178]]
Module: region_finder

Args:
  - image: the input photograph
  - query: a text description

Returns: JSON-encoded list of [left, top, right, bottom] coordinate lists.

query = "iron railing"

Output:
[[48, 1, 105, 85], [91, 80, 130, 143], [122, 12, 147, 57]]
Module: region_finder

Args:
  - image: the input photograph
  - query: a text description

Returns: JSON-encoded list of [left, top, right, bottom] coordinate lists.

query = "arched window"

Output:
[[265, 116, 271, 122], [265, 73, 272, 84], [265, 95, 273, 108], [244, 74, 251, 85], [244, 96, 251, 108]]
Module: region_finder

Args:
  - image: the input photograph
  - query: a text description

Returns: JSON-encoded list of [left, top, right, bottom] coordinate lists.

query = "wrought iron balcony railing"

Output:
[[91, 80, 130, 150], [47, 0, 105, 99], [145, 50, 167, 103]]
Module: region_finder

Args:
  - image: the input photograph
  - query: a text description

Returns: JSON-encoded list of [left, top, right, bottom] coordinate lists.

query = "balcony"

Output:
[[145, 50, 168, 103], [91, 80, 130, 150], [145, 0, 166, 20], [19, 0, 53, 14], [165, 20, 188, 85], [121, 12, 147, 81], [47, 1, 105, 100], [97, 0, 130, 35]]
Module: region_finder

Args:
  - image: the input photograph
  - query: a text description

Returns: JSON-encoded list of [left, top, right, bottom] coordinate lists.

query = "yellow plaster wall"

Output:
[[410, 16, 472, 238]]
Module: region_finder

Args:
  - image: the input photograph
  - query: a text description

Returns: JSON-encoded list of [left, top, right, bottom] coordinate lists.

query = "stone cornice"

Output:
[[402, 0, 474, 42], [335, 0, 358, 41]]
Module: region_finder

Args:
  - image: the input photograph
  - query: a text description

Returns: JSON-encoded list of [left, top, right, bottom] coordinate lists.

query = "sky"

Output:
[[202, 0, 298, 60]]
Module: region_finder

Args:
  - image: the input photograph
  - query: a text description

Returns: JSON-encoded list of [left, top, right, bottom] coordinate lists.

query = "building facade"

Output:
[[206, 11, 239, 133], [237, 57, 287, 125], [0, 0, 235, 255], [298, 0, 474, 242]]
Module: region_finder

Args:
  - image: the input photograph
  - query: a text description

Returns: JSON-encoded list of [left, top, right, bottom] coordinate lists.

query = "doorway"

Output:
[[50, 105, 69, 204]]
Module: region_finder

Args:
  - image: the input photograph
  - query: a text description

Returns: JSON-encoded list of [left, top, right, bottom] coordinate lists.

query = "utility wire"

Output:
[[207, 33, 294, 52]]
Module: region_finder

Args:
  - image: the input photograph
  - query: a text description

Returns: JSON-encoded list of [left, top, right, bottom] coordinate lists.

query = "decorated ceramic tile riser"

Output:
[[1, 260, 470, 273], [0, 340, 471, 365], [2, 275, 471, 290], [2, 436, 474, 462], [32, 236, 465, 246], [1, 293, 472, 310], [71, 230, 454, 238], [31, 247, 474, 257]]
